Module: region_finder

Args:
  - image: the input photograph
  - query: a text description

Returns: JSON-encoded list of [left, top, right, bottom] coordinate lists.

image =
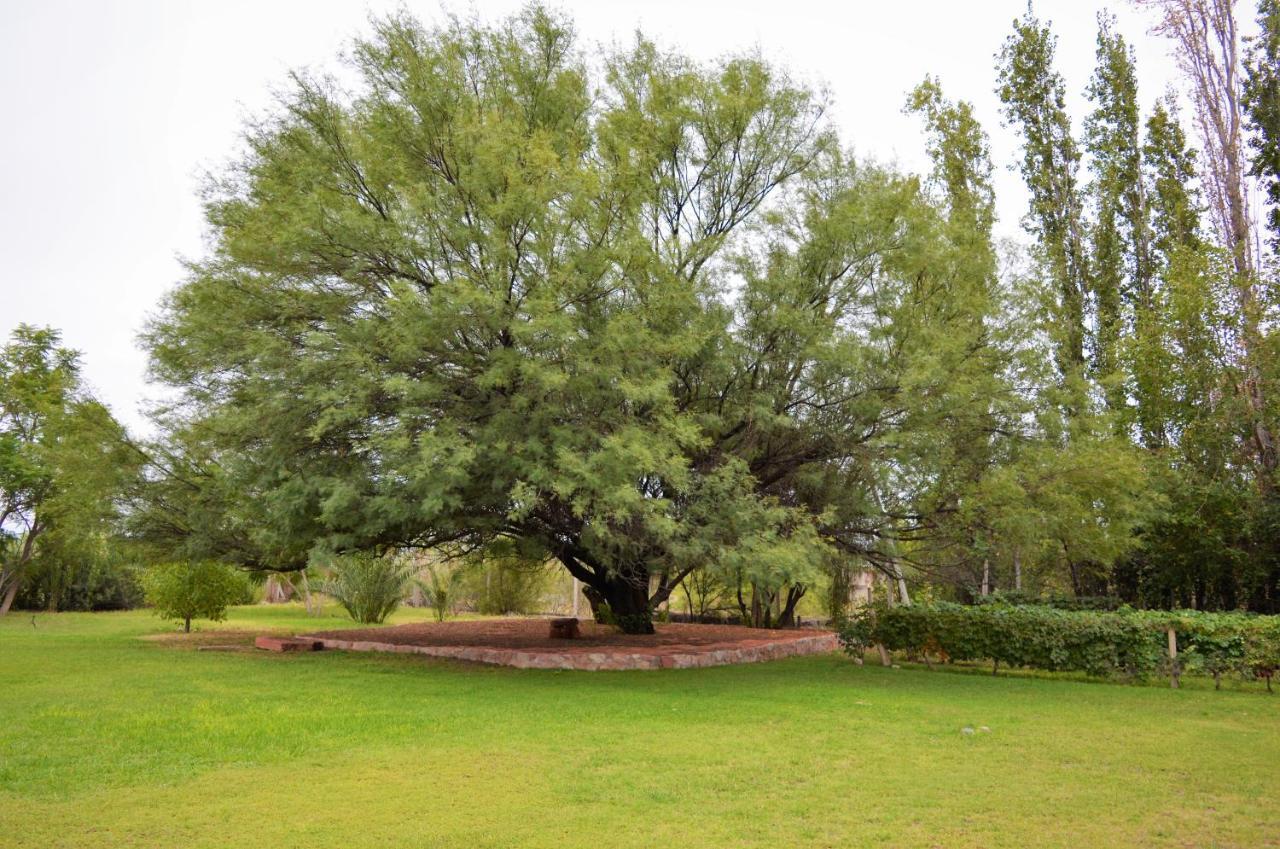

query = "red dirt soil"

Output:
[[309, 618, 820, 653], [302, 618, 839, 670]]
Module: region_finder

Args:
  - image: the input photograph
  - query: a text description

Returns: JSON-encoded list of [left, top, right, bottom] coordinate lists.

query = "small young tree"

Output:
[[323, 553, 414, 625], [142, 561, 247, 632]]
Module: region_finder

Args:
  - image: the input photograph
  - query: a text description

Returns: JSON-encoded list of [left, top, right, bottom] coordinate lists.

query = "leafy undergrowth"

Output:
[[1, 605, 1278, 848]]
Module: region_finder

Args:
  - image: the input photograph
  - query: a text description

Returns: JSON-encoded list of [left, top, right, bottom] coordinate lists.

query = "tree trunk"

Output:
[[981, 558, 991, 597], [1013, 549, 1023, 591], [0, 525, 40, 618], [776, 584, 807, 629], [565, 555, 655, 634], [0, 579, 18, 617], [598, 569, 654, 634], [184, 616, 191, 633], [893, 563, 911, 607], [582, 585, 607, 622], [301, 571, 316, 616]]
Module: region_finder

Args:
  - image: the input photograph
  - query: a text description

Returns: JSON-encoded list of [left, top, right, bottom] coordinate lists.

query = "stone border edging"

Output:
[[302, 631, 839, 671]]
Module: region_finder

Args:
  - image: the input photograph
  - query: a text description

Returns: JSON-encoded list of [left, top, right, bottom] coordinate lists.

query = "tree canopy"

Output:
[[0, 325, 135, 615], [130, 3, 1280, 627]]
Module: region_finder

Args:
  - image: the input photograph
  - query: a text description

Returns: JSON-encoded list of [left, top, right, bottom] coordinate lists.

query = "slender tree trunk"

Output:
[[0, 579, 18, 617], [0, 526, 40, 618], [871, 482, 911, 606], [894, 564, 911, 607], [981, 558, 991, 597], [183, 616, 191, 633], [1013, 549, 1023, 591], [777, 584, 807, 629]]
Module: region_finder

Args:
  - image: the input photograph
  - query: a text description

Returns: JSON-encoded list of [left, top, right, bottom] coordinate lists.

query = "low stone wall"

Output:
[[305, 631, 839, 671]]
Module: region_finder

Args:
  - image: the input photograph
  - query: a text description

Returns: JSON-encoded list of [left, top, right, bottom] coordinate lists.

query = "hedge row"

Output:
[[836, 602, 1280, 688]]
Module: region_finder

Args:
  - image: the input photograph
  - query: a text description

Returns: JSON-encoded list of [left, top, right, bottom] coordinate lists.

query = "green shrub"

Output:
[[455, 554, 552, 615], [840, 603, 1159, 679], [974, 591, 1124, 611], [17, 557, 144, 612], [413, 559, 462, 622], [1244, 617, 1280, 693], [323, 552, 414, 624], [1182, 626, 1247, 689], [839, 602, 1280, 687], [142, 561, 249, 632]]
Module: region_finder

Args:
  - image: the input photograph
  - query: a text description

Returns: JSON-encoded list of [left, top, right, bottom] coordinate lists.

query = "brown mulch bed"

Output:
[[306, 618, 830, 655]]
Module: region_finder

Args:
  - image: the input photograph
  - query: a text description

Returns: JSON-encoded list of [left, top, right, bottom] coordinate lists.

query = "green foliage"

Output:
[[1084, 13, 1144, 418], [839, 601, 1280, 687], [411, 557, 461, 622], [140, 5, 847, 634], [322, 553, 415, 625], [15, 553, 143, 612], [455, 546, 553, 616], [1181, 625, 1246, 688], [129, 3, 1280, 619], [1244, 0, 1280, 249], [0, 325, 137, 614], [996, 7, 1089, 380], [142, 561, 249, 631], [973, 591, 1123, 611], [839, 602, 1165, 678], [141, 3, 1058, 635], [1244, 615, 1280, 691]]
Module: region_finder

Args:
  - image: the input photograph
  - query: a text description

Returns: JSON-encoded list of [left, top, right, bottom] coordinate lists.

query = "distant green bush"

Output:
[[838, 602, 1280, 688], [455, 552, 552, 615], [973, 591, 1124, 611], [323, 552, 415, 624], [142, 561, 249, 632], [17, 557, 144, 612], [1243, 617, 1280, 693]]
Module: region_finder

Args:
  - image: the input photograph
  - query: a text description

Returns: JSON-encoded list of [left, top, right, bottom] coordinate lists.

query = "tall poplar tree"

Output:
[[996, 9, 1091, 396], [1085, 14, 1151, 430], [1244, 0, 1280, 248]]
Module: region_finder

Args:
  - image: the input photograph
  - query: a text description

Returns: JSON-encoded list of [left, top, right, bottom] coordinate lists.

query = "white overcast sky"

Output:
[[1, 0, 1199, 435]]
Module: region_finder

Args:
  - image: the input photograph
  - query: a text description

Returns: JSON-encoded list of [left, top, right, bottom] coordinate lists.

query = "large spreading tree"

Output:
[[142, 7, 1031, 631]]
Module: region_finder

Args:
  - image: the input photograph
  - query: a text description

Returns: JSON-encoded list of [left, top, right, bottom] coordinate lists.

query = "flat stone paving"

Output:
[[303, 618, 838, 671]]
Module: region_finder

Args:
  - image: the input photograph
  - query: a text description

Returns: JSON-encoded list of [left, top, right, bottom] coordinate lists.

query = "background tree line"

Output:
[[2, 0, 1278, 627]]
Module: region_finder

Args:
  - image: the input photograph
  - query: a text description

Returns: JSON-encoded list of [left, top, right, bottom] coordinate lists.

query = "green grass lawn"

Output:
[[2, 605, 1277, 848]]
